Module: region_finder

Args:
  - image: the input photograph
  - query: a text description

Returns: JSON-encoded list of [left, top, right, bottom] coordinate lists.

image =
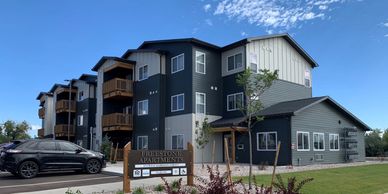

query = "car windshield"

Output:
[[1, 142, 19, 150]]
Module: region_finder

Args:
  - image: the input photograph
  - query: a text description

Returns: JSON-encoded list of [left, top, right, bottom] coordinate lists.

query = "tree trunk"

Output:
[[202, 148, 204, 169], [248, 117, 253, 189]]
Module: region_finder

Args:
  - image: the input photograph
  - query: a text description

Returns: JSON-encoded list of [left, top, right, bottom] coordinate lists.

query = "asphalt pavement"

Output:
[[0, 171, 122, 194]]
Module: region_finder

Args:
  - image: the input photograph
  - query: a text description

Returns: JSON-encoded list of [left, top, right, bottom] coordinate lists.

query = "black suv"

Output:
[[0, 139, 106, 178]]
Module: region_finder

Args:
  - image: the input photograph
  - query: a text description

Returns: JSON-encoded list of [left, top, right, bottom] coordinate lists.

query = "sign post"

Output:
[[123, 142, 194, 192]]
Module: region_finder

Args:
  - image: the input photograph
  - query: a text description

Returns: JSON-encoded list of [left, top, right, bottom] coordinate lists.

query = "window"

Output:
[[59, 142, 80, 151], [77, 115, 83, 126], [171, 94, 184, 112], [297, 131, 310, 151], [38, 141, 57, 151], [329, 134, 340, 151], [313, 133, 325, 151], [195, 51, 206, 74], [137, 136, 148, 150], [139, 65, 148, 81], [304, 70, 311, 87], [196, 92, 206, 114], [137, 100, 149, 115], [257, 132, 277, 151], [249, 53, 258, 73], [227, 93, 243, 111], [171, 54, 184, 73], [227, 53, 243, 71], [172, 134, 184, 150], [78, 91, 84, 101]]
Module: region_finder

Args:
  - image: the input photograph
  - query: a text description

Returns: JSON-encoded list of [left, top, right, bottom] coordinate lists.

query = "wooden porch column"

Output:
[[231, 130, 236, 164]]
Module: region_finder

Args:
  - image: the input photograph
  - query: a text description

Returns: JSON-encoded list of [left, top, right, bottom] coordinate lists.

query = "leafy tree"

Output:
[[365, 129, 384, 157], [236, 68, 278, 188], [0, 120, 31, 143], [100, 134, 111, 159], [195, 118, 213, 168], [382, 129, 388, 154]]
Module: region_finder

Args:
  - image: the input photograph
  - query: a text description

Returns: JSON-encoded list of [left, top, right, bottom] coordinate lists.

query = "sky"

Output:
[[0, 0, 387, 137]]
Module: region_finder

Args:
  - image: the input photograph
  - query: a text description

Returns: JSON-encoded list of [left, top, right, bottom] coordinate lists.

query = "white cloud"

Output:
[[213, 0, 346, 31], [204, 4, 212, 12], [383, 22, 388, 27], [192, 27, 199, 34], [205, 19, 213, 26], [31, 124, 41, 130], [241, 31, 248, 36], [266, 29, 274, 34], [385, 34, 388, 37]]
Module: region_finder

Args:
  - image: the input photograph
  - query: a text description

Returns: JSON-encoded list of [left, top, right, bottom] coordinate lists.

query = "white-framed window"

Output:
[[196, 92, 206, 114], [172, 134, 184, 150], [257, 132, 277, 151], [137, 136, 148, 150], [195, 51, 206, 74], [171, 93, 184, 112], [227, 92, 243, 111], [171, 54, 184, 73], [137, 100, 149, 116], [249, 53, 258, 73], [297, 131, 310, 151], [313, 133, 325, 151], [78, 91, 84, 101], [139, 65, 148, 81], [304, 70, 311, 87], [77, 115, 83, 126], [227, 53, 243, 71], [329, 133, 340, 151]]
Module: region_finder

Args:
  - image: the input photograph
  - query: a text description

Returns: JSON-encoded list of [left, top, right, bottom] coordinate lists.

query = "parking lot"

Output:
[[0, 171, 122, 194]]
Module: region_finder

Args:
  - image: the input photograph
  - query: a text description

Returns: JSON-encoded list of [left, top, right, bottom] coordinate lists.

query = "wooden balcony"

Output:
[[102, 113, 133, 132], [38, 128, 44, 138], [56, 100, 76, 113], [38, 107, 45, 119], [56, 87, 77, 95], [54, 124, 75, 137], [103, 78, 133, 99]]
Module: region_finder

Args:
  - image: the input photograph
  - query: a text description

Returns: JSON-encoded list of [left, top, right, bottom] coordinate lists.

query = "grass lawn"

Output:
[[236, 163, 388, 194]]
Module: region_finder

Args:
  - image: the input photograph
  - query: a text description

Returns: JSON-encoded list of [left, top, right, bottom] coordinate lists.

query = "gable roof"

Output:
[[49, 84, 68, 93], [257, 96, 371, 131], [77, 74, 97, 84], [121, 49, 167, 59], [222, 33, 318, 68], [138, 38, 220, 50], [36, 92, 52, 100], [91, 56, 136, 71]]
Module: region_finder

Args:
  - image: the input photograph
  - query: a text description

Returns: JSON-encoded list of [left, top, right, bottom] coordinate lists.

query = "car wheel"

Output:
[[85, 159, 101, 174], [18, 161, 39, 179]]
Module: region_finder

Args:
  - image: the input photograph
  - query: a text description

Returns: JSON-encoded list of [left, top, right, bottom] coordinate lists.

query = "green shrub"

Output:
[[154, 184, 165, 192]]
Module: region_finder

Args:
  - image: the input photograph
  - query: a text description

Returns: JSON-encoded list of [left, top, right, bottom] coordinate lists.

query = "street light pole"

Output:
[[65, 80, 72, 142]]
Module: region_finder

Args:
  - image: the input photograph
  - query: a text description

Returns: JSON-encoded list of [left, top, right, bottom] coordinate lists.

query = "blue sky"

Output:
[[0, 0, 387, 137]]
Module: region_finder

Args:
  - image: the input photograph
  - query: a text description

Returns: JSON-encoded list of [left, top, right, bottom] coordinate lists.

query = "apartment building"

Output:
[[36, 74, 97, 149], [38, 33, 370, 165]]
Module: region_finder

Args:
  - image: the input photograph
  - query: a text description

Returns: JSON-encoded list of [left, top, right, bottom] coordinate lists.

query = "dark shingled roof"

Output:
[[36, 92, 52, 100], [121, 49, 167, 59], [91, 56, 136, 71], [210, 96, 371, 131], [138, 38, 221, 50]]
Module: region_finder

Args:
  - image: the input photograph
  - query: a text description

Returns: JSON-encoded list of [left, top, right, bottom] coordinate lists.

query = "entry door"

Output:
[[224, 134, 233, 162]]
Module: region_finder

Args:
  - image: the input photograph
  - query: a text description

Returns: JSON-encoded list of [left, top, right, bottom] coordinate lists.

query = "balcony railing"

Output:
[[102, 113, 133, 132], [38, 107, 45, 119], [103, 78, 133, 99], [38, 128, 44, 138], [56, 100, 76, 113], [54, 124, 75, 137]]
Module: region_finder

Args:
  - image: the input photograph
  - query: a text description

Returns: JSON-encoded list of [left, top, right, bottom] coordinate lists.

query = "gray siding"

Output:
[[291, 101, 366, 165]]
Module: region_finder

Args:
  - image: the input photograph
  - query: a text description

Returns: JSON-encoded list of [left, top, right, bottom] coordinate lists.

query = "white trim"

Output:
[[138, 65, 149, 81], [226, 52, 243, 72], [227, 92, 244, 111], [171, 134, 184, 150], [313, 132, 325, 151], [171, 53, 185, 74], [195, 92, 206, 114], [296, 131, 310, 151], [171, 93, 185, 112], [137, 99, 149, 116], [77, 115, 83, 126], [256, 132, 277, 151], [137, 136, 148, 150], [329, 133, 340, 151], [195, 51, 206, 74]]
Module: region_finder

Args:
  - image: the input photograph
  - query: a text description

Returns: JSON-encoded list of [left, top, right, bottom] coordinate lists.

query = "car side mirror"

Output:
[[75, 148, 83, 153]]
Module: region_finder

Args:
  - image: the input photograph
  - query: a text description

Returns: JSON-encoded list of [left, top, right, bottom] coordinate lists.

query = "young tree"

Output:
[[195, 117, 213, 168], [365, 129, 384, 157], [382, 129, 388, 155], [236, 68, 278, 188], [100, 134, 111, 160]]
